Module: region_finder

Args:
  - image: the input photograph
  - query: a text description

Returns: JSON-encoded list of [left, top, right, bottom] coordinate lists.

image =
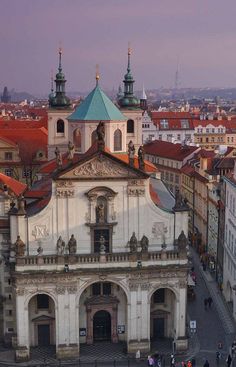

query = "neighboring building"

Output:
[[142, 111, 159, 144], [151, 112, 194, 144], [144, 140, 200, 195], [223, 164, 236, 319], [180, 164, 195, 235], [193, 120, 226, 149], [207, 182, 220, 269]]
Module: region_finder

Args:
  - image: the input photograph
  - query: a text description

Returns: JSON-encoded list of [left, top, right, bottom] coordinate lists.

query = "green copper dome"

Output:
[[68, 83, 126, 121]]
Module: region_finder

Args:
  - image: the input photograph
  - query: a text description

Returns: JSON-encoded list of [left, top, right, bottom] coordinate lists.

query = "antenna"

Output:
[[174, 58, 180, 90]]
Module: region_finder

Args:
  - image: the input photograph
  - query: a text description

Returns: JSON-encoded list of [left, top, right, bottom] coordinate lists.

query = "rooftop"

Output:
[[144, 140, 199, 161], [68, 84, 126, 121]]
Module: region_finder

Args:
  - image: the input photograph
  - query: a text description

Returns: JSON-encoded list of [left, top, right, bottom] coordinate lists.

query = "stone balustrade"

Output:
[[15, 249, 185, 272]]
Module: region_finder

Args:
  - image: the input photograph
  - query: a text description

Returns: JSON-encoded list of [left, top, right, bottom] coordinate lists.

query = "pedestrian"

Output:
[[204, 298, 208, 310], [170, 354, 175, 367], [191, 358, 196, 367], [187, 360, 192, 367], [226, 354, 232, 367], [208, 296, 213, 308], [203, 359, 209, 367], [231, 340, 236, 355], [148, 355, 154, 366]]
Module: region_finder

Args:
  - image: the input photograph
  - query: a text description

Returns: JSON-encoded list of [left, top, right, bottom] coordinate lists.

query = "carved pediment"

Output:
[[59, 155, 145, 179]]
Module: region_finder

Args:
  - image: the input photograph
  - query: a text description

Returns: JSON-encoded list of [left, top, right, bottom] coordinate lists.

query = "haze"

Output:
[[1, 0, 236, 94]]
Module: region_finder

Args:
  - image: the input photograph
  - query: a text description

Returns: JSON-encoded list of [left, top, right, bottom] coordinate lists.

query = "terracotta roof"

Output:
[[0, 173, 27, 196], [197, 149, 215, 158], [180, 164, 195, 176], [0, 127, 48, 161], [193, 119, 236, 128], [144, 140, 199, 161], [151, 111, 194, 130]]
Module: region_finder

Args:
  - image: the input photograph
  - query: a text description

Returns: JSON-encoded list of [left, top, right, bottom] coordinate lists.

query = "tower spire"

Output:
[[58, 46, 62, 73], [127, 42, 131, 73], [50, 69, 54, 93], [95, 64, 100, 86]]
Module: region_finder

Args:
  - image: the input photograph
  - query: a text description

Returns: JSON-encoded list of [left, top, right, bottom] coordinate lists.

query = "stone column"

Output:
[[111, 305, 118, 343], [175, 286, 188, 351], [139, 285, 150, 352], [127, 285, 139, 354], [15, 289, 30, 362], [86, 306, 93, 344]]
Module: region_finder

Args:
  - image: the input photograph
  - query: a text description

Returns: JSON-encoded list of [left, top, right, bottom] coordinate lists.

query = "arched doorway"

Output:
[[28, 294, 56, 347], [79, 281, 127, 345], [150, 288, 176, 340], [93, 310, 111, 341]]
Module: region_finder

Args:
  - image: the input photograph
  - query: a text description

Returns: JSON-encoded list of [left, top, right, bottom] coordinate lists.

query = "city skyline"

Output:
[[1, 0, 236, 94]]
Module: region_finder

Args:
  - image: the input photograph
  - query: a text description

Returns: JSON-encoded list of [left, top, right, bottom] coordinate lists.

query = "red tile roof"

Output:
[[151, 111, 194, 130], [0, 173, 27, 196], [0, 127, 48, 161], [144, 140, 199, 161]]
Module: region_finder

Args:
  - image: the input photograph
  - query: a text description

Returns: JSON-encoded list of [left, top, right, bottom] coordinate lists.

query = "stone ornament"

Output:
[[127, 187, 145, 196], [15, 236, 25, 257], [140, 235, 149, 252], [18, 196, 26, 215], [138, 145, 145, 170], [32, 225, 49, 240], [55, 147, 63, 168], [99, 236, 106, 254], [73, 156, 138, 178], [56, 236, 65, 255], [68, 234, 77, 254], [128, 140, 135, 166], [96, 121, 105, 151], [67, 141, 75, 161], [129, 232, 138, 253]]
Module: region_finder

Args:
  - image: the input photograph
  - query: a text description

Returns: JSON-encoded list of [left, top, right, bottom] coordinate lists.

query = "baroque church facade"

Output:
[[9, 49, 189, 361]]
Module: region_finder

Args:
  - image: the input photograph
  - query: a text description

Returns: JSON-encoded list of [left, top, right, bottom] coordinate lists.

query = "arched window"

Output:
[[114, 129, 122, 151], [91, 130, 97, 145], [73, 128, 81, 151], [57, 119, 64, 134], [127, 119, 134, 133]]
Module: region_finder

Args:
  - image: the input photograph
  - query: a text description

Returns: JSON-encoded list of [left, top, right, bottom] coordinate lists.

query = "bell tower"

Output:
[[47, 48, 72, 160], [117, 46, 142, 151]]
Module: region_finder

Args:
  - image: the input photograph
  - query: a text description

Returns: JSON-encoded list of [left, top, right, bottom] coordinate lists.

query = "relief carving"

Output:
[[56, 286, 66, 294], [15, 288, 25, 296], [152, 222, 168, 238], [56, 189, 74, 197], [56, 181, 74, 188], [129, 283, 139, 291], [127, 187, 145, 196], [73, 156, 137, 178], [67, 285, 77, 294], [32, 225, 50, 240]]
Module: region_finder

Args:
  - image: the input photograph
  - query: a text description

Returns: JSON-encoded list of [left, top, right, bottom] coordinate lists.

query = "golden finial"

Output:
[[128, 42, 131, 56], [96, 64, 100, 85]]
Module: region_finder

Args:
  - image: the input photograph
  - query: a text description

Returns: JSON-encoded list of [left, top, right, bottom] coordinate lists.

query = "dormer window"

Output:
[[180, 119, 189, 128], [56, 119, 64, 134], [160, 119, 169, 129], [5, 152, 12, 161]]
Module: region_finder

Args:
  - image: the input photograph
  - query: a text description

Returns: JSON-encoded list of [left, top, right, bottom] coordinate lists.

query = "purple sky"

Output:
[[1, 0, 236, 94]]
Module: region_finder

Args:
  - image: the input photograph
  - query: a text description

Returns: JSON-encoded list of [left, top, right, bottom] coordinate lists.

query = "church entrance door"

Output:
[[38, 324, 50, 346], [93, 310, 111, 341], [153, 318, 165, 339]]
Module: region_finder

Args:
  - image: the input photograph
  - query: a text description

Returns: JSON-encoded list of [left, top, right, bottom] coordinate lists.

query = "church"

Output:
[[10, 49, 189, 361]]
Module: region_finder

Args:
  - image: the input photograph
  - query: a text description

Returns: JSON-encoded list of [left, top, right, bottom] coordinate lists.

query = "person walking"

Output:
[[208, 296, 213, 308], [204, 298, 208, 310], [170, 354, 175, 367], [203, 359, 209, 367], [226, 354, 232, 367]]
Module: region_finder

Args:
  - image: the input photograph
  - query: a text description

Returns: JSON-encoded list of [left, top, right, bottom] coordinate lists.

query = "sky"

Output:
[[1, 0, 236, 95]]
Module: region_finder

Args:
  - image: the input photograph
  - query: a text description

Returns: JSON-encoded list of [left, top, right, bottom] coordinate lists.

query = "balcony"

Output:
[[15, 249, 186, 272]]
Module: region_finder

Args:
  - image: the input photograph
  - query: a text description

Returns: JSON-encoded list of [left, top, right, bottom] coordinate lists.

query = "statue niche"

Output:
[[96, 196, 107, 224]]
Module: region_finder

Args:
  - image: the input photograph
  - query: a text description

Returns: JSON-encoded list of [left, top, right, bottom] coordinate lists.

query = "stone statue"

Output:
[[140, 235, 149, 252], [129, 232, 138, 253], [128, 140, 135, 166], [68, 234, 77, 254], [96, 203, 105, 223], [15, 235, 25, 257], [96, 121, 105, 150], [138, 146, 145, 170], [99, 235, 106, 254], [55, 147, 62, 168], [17, 195, 26, 215], [56, 236, 65, 255], [177, 230, 188, 252], [68, 141, 75, 161]]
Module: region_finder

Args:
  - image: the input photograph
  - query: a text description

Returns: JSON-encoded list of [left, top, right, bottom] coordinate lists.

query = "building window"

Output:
[[127, 119, 134, 133], [93, 228, 110, 253], [22, 169, 31, 178], [175, 175, 179, 184], [181, 119, 189, 128], [37, 294, 49, 309], [92, 282, 111, 296], [114, 129, 122, 151], [153, 289, 165, 303], [8, 310, 12, 316], [5, 152, 13, 161], [56, 119, 64, 134], [4, 169, 13, 177], [160, 119, 169, 129], [170, 173, 174, 182], [159, 135, 162, 140], [167, 134, 172, 142]]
